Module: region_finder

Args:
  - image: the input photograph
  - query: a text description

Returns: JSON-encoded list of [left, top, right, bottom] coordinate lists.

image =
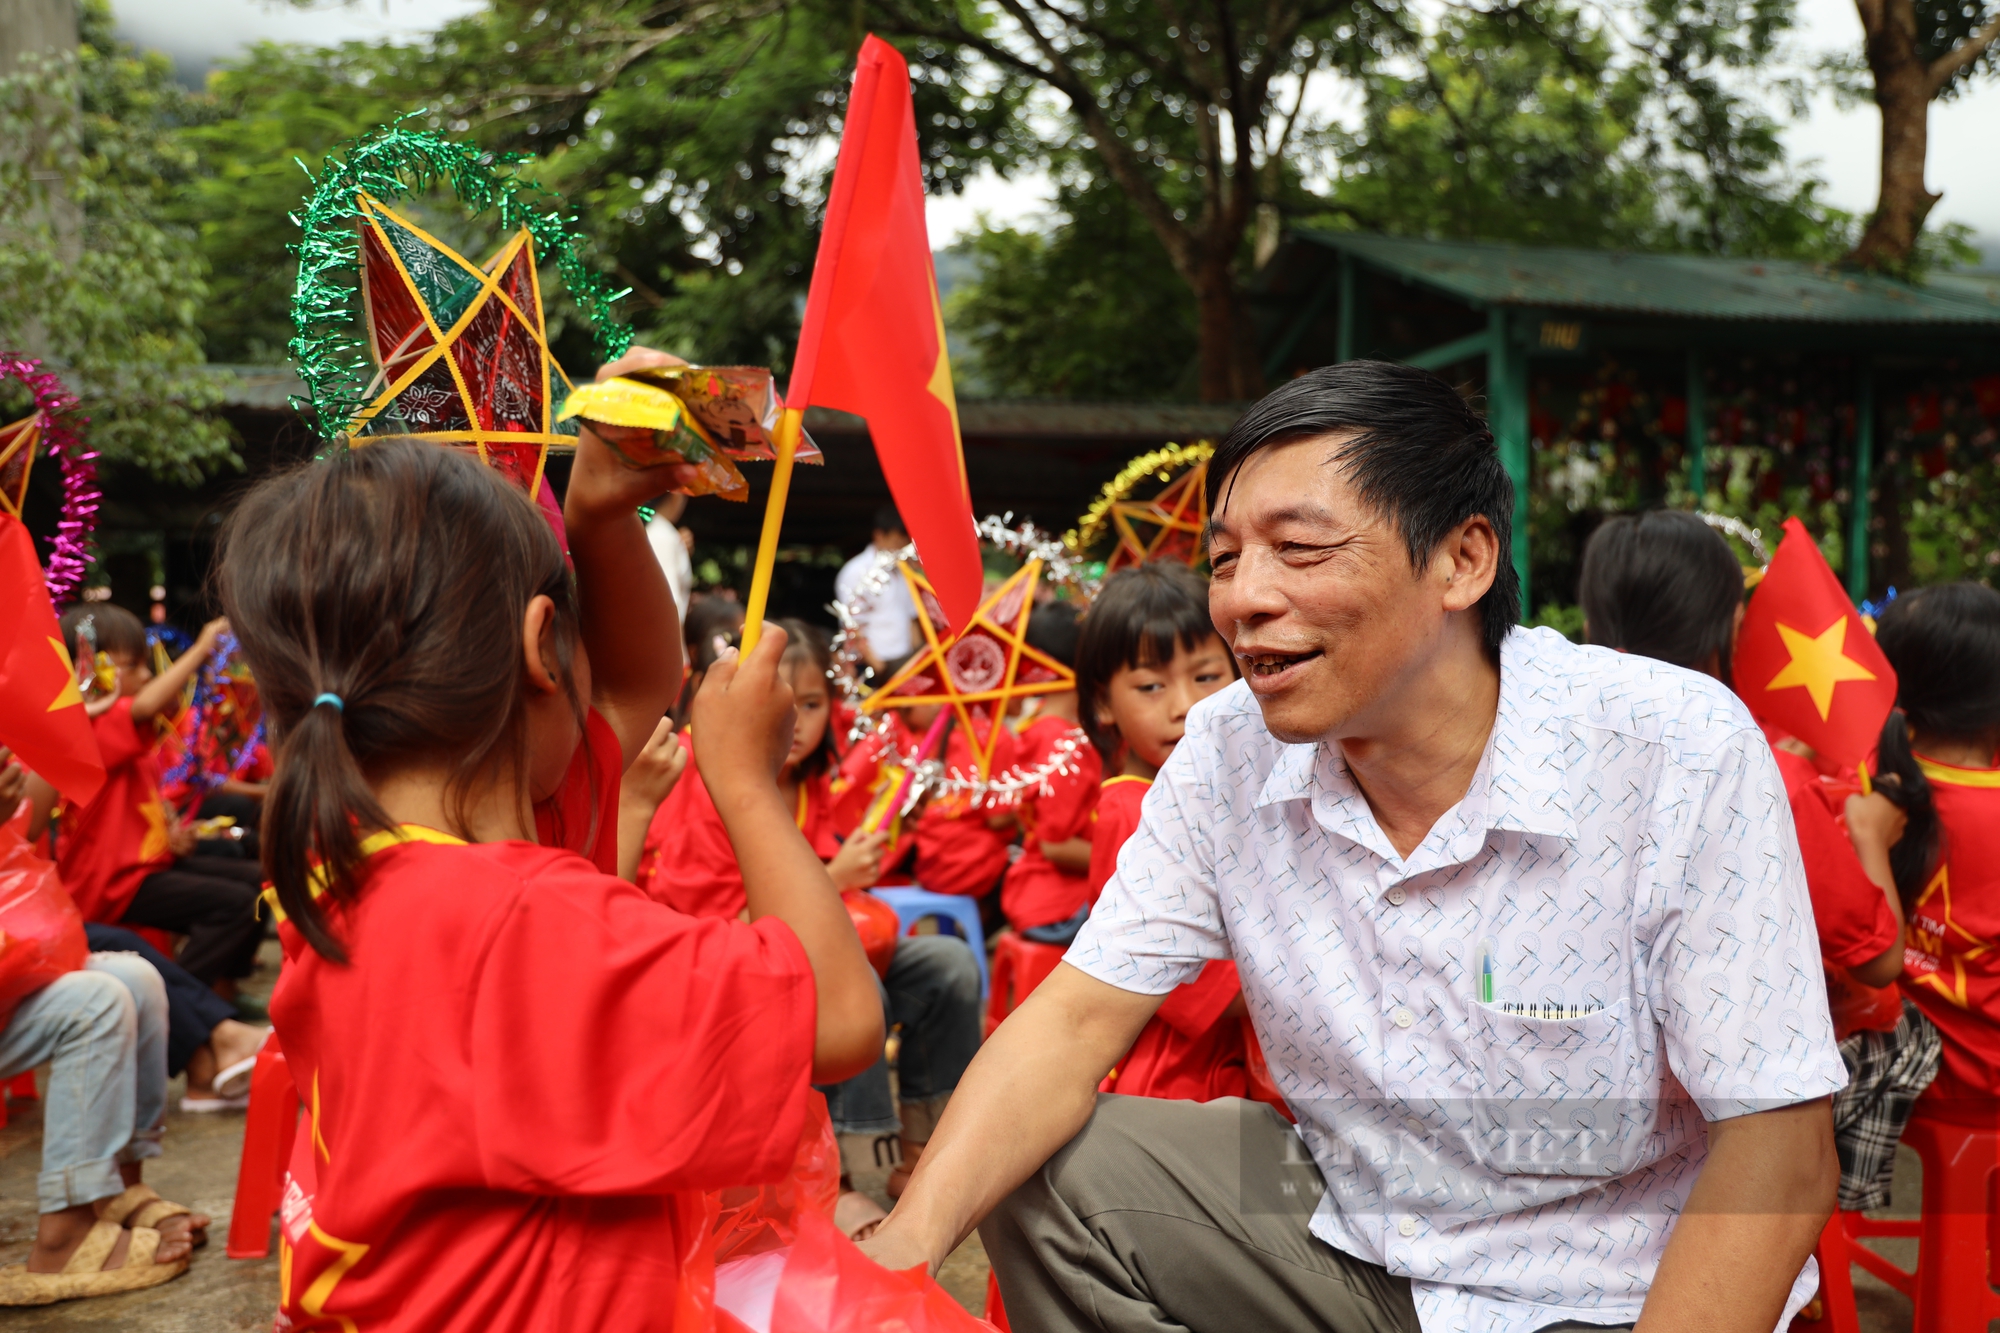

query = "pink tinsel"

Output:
[[0, 356, 97, 603]]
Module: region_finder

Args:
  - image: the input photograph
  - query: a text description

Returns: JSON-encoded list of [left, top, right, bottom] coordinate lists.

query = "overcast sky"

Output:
[[113, 0, 1997, 262]]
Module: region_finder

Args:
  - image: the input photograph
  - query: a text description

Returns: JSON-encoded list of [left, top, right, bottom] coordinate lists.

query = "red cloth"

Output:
[[785, 36, 982, 632], [1086, 776, 1151, 901], [1102, 960, 1248, 1102], [532, 709, 624, 876], [0, 513, 104, 806], [270, 834, 816, 1333], [637, 735, 841, 919], [1000, 717, 1100, 931], [1770, 746, 1902, 1038], [1901, 762, 2000, 1099], [53, 698, 174, 923], [912, 714, 1019, 897]]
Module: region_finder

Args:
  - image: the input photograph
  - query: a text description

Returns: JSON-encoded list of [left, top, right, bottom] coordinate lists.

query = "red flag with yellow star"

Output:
[[784, 35, 982, 632], [1734, 516, 1898, 769], [0, 513, 103, 805]]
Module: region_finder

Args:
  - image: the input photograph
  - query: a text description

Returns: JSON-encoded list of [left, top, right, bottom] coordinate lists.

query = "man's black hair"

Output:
[[1025, 600, 1082, 669], [872, 504, 907, 537], [1577, 511, 1743, 678], [1074, 564, 1222, 759], [1205, 360, 1520, 658]]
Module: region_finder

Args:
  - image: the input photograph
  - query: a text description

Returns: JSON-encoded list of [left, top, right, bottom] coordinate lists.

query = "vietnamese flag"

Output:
[[786, 35, 982, 632], [0, 513, 103, 804], [1734, 516, 1898, 769]]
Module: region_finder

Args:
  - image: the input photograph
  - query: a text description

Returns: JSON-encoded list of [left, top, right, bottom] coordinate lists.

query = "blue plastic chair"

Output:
[[870, 886, 989, 998]]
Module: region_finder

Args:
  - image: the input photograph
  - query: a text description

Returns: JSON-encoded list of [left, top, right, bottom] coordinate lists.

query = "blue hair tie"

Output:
[[312, 692, 344, 713]]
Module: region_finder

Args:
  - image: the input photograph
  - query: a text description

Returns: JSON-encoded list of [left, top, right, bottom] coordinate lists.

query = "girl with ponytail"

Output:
[[216, 430, 882, 1333], [1873, 583, 2000, 1119]]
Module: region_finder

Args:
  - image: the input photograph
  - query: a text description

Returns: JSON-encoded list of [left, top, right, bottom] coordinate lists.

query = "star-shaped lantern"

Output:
[[0, 410, 43, 520], [1105, 457, 1208, 573], [347, 193, 574, 494], [862, 559, 1075, 780]]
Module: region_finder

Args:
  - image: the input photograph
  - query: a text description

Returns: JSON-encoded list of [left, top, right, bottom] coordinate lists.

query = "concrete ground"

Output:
[[0, 940, 1922, 1329]]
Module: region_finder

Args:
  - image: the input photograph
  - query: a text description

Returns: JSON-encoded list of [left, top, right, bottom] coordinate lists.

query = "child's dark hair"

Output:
[[1025, 600, 1082, 669], [676, 594, 746, 722], [1075, 564, 1222, 760], [776, 617, 837, 781], [215, 439, 588, 963], [1872, 583, 2000, 909], [1578, 511, 1744, 680], [58, 602, 147, 662]]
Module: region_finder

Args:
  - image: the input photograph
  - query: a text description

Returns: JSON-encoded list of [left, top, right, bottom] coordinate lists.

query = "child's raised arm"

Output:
[[562, 346, 697, 770], [690, 625, 885, 1083], [131, 616, 227, 725]]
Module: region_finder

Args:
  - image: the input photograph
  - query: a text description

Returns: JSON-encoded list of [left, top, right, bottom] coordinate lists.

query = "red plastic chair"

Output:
[[1794, 1107, 2000, 1333], [984, 934, 1068, 1039], [0, 1070, 37, 1129], [226, 1036, 301, 1259], [985, 1269, 1010, 1330]]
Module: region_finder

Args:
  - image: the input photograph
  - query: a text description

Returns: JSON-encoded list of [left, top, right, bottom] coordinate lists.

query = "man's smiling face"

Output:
[[1206, 433, 1473, 746]]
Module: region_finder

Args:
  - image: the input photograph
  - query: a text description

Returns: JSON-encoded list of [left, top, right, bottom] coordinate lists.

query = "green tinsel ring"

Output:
[[288, 115, 634, 445]]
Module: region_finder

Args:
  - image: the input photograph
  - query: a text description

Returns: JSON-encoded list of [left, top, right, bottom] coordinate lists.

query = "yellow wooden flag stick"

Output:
[[740, 406, 803, 654]]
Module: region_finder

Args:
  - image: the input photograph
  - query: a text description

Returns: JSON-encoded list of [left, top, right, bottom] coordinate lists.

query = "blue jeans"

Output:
[[818, 933, 982, 1136], [0, 952, 169, 1212]]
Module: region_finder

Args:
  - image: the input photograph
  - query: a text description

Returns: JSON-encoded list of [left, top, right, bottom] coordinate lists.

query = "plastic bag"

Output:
[[842, 890, 899, 981], [714, 1211, 997, 1333], [0, 823, 87, 1029], [711, 1091, 842, 1265]]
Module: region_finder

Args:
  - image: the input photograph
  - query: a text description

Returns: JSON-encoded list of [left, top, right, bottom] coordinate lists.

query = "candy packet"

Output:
[[557, 365, 821, 503]]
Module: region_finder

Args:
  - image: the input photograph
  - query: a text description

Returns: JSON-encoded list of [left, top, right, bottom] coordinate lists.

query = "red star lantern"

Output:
[[0, 410, 43, 519], [862, 559, 1075, 780], [1105, 459, 1208, 573], [347, 193, 574, 494]]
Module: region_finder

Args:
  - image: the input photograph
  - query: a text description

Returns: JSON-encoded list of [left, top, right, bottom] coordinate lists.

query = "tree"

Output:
[[871, 0, 1401, 402], [0, 0, 234, 483], [1839, 0, 1999, 271]]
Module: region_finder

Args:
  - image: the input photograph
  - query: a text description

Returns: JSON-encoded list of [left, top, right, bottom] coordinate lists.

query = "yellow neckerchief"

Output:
[[1916, 754, 2000, 790], [260, 824, 467, 923], [795, 781, 810, 831]]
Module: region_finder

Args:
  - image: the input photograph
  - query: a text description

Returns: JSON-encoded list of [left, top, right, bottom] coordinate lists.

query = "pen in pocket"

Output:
[[1476, 938, 1494, 1004]]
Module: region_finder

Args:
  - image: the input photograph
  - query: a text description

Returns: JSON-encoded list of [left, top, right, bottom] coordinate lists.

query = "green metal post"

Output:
[[1487, 308, 1531, 612], [1848, 367, 1875, 603], [1685, 349, 1707, 503], [1336, 254, 1356, 364]]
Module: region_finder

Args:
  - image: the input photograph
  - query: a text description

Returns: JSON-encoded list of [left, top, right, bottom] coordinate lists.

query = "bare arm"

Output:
[[131, 617, 226, 725], [859, 963, 1165, 1273], [615, 719, 686, 883], [564, 347, 705, 770], [1635, 1098, 1836, 1332], [691, 626, 883, 1083], [1845, 792, 1907, 988], [1040, 835, 1092, 874]]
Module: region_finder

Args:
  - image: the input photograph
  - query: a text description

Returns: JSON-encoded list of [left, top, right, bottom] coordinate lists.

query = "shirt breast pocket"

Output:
[[1464, 997, 1652, 1177]]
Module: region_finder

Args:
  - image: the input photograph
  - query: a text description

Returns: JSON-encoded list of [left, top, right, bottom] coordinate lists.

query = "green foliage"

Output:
[[946, 176, 1196, 400], [0, 0, 234, 483]]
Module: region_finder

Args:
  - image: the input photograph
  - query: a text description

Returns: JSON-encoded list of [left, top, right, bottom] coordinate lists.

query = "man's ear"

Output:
[[1437, 516, 1500, 614], [520, 594, 562, 696]]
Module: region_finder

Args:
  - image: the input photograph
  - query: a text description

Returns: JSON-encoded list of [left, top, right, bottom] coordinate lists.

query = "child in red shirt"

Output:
[[1001, 602, 1101, 942], [1874, 585, 2000, 1123], [1072, 565, 1250, 1103], [35, 605, 266, 988], [215, 428, 882, 1333], [909, 704, 1020, 901]]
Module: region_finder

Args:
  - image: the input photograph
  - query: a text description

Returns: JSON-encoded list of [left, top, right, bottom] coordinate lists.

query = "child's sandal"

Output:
[[100, 1184, 206, 1248], [0, 1220, 189, 1306]]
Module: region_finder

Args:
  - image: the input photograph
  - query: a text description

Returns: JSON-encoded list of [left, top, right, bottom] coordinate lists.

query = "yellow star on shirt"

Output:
[[1765, 617, 1877, 720], [137, 799, 172, 863], [46, 638, 82, 712]]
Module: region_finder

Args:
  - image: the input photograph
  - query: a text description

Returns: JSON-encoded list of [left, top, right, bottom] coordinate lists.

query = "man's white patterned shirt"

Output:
[[1068, 626, 1847, 1333]]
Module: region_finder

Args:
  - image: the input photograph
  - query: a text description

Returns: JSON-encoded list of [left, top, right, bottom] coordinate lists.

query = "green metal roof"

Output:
[[1295, 231, 2000, 326]]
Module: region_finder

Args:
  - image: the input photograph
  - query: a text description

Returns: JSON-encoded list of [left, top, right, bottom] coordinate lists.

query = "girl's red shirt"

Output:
[[54, 698, 175, 923], [1900, 759, 2000, 1105], [270, 834, 815, 1332], [1000, 716, 1101, 931], [636, 734, 841, 919], [911, 715, 1020, 897]]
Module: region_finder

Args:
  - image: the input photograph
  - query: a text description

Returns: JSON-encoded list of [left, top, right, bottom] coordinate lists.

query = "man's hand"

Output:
[[826, 828, 891, 890]]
